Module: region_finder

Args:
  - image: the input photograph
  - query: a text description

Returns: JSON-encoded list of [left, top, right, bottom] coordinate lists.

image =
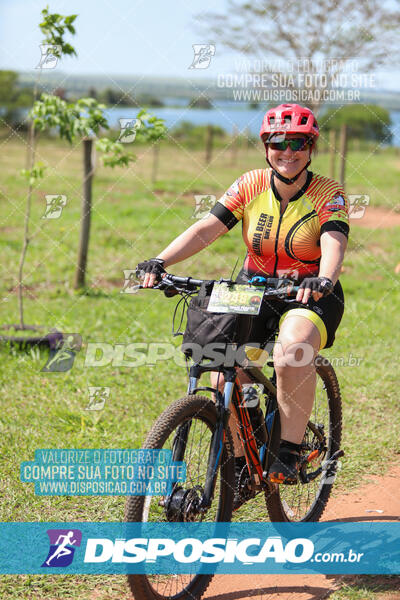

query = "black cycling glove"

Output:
[[136, 258, 166, 282], [299, 276, 334, 297]]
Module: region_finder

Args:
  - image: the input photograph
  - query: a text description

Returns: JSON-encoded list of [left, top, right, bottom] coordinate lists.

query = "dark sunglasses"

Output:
[[266, 137, 311, 152]]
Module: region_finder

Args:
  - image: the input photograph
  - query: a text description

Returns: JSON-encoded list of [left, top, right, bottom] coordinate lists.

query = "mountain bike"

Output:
[[125, 273, 344, 600]]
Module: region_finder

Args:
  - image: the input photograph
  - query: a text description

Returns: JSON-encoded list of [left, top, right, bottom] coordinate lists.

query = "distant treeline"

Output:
[[0, 70, 217, 116], [0, 70, 393, 144]]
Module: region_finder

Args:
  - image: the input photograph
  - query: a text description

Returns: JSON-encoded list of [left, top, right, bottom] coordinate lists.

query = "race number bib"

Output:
[[207, 283, 264, 315]]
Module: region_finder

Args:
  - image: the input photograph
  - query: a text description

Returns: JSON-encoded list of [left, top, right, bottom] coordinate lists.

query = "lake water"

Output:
[[105, 102, 400, 147]]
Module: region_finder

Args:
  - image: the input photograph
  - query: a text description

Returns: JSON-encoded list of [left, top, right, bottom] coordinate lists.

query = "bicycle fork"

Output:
[[198, 371, 236, 511]]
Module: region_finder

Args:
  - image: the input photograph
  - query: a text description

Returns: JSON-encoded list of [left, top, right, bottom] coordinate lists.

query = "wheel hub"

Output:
[[164, 485, 204, 522]]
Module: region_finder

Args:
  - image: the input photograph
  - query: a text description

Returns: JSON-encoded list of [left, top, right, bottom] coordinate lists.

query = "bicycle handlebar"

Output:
[[136, 272, 300, 299]]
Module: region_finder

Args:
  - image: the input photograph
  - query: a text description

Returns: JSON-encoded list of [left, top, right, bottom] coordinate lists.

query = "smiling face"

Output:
[[263, 133, 312, 179]]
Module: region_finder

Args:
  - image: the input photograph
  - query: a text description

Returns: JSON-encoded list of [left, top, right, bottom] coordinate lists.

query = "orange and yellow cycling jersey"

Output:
[[211, 169, 349, 280]]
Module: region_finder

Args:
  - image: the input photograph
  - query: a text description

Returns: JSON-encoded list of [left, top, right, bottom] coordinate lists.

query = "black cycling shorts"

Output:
[[236, 269, 345, 351]]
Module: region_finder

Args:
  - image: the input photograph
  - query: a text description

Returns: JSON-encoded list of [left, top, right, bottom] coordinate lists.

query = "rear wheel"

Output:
[[265, 358, 342, 522], [125, 395, 234, 600]]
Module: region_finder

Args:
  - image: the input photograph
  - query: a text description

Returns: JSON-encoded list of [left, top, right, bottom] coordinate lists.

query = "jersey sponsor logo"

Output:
[[226, 178, 241, 197], [252, 213, 274, 254], [325, 194, 345, 212], [313, 305, 323, 316]]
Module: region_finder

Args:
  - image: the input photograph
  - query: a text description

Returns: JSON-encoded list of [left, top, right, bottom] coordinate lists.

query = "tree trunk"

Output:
[[151, 143, 160, 185], [231, 126, 238, 166], [74, 138, 94, 289], [205, 125, 214, 164], [17, 73, 41, 328], [339, 125, 347, 190]]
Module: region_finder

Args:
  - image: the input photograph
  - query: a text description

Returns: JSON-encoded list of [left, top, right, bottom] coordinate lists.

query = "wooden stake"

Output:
[[75, 138, 94, 289], [339, 124, 347, 190], [205, 125, 214, 164], [151, 143, 160, 185], [329, 129, 336, 179]]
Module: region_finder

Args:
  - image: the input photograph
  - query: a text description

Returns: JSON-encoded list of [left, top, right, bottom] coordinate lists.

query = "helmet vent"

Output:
[[300, 116, 308, 125]]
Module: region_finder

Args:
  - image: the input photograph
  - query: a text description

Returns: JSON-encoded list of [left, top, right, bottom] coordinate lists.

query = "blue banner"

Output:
[[0, 522, 398, 574]]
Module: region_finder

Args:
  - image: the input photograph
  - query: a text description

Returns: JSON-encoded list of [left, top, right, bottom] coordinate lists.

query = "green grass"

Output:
[[329, 575, 400, 599], [0, 136, 399, 598]]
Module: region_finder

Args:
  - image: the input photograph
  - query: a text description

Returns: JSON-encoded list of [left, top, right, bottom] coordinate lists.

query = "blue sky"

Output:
[[0, 0, 398, 90], [0, 0, 235, 78]]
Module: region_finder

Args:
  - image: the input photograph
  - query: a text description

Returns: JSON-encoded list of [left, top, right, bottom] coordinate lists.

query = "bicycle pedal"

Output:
[[269, 473, 298, 485], [306, 450, 320, 463]]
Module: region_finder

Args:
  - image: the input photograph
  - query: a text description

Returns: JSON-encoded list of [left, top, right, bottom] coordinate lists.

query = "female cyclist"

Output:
[[137, 103, 349, 497]]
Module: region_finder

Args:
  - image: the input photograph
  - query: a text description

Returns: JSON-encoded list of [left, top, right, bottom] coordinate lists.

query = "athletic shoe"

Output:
[[268, 445, 300, 485]]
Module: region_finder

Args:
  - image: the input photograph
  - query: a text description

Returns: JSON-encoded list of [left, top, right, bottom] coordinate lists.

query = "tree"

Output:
[[16, 7, 77, 331], [319, 105, 392, 143], [30, 94, 166, 289], [13, 6, 166, 334], [0, 70, 33, 124], [196, 0, 400, 112], [188, 96, 213, 109]]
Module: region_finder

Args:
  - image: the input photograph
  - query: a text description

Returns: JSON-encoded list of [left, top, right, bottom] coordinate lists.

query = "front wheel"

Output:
[[125, 394, 235, 600], [265, 358, 342, 522]]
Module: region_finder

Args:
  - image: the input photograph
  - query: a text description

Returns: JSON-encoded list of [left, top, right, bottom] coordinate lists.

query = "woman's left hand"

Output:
[[296, 276, 334, 303]]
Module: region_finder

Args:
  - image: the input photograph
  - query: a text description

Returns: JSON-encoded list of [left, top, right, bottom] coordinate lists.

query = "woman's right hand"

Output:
[[136, 258, 166, 288]]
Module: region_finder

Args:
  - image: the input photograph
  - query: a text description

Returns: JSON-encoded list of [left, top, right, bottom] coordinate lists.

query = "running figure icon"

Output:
[[45, 531, 76, 565], [42, 528, 82, 568]]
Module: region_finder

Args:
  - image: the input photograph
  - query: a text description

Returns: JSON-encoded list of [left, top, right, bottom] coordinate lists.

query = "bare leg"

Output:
[[273, 315, 320, 444]]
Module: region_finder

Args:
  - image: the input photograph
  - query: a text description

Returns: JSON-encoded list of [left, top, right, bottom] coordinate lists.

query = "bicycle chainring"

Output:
[[238, 465, 256, 504]]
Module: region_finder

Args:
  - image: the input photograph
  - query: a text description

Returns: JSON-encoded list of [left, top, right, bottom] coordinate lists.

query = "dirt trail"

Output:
[[205, 463, 400, 600], [350, 206, 400, 228]]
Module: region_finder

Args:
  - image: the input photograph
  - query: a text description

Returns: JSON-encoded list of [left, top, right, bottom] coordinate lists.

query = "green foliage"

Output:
[[134, 109, 167, 143], [97, 87, 165, 108], [98, 87, 134, 106], [319, 105, 392, 143], [137, 94, 164, 108], [20, 162, 46, 186], [0, 71, 18, 105], [39, 6, 78, 57], [188, 96, 213, 109], [95, 138, 135, 168], [29, 94, 109, 142], [29, 96, 166, 167], [0, 70, 33, 123]]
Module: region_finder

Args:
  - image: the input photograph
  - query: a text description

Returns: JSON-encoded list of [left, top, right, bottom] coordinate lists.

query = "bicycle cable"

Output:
[[171, 290, 195, 337]]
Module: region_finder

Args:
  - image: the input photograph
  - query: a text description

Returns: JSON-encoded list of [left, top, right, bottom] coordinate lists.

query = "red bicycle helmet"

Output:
[[260, 104, 319, 185], [260, 104, 319, 140]]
